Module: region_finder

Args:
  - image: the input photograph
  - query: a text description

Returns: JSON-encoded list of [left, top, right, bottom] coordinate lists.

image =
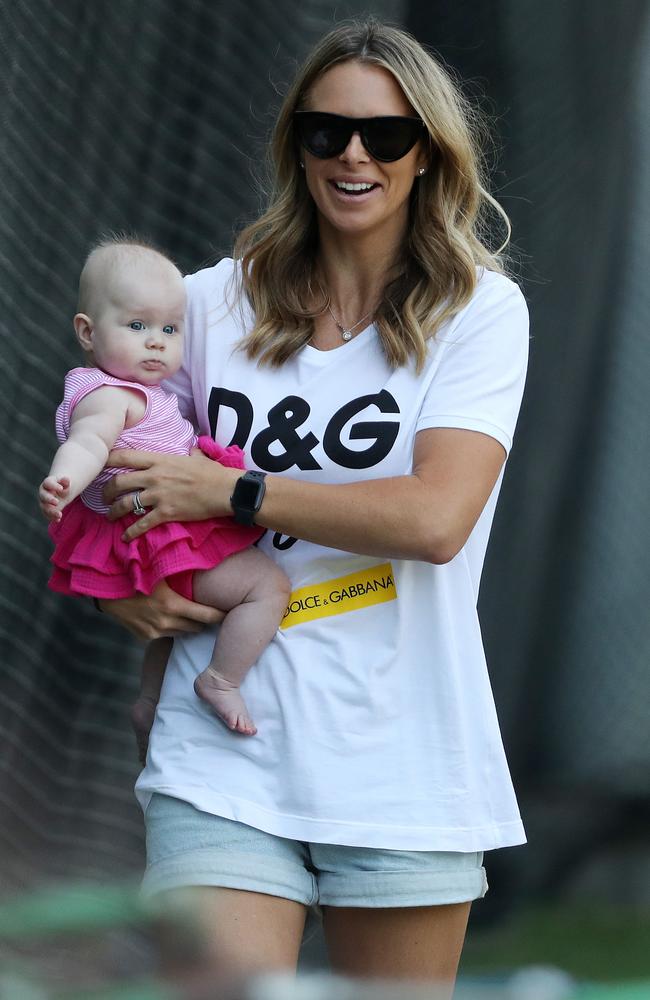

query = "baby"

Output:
[[39, 238, 290, 752]]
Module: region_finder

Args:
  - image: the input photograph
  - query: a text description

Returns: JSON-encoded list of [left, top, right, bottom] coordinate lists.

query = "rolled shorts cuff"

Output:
[[141, 845, 318, 906], [318, 865, 488, 908]]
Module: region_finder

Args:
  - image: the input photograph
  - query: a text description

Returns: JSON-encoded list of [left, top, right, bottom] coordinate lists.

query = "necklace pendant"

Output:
[[341, 330, 353, 342]]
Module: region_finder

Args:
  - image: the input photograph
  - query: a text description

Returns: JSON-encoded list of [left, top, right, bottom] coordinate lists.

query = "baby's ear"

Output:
[[73, 313, 94, 352]]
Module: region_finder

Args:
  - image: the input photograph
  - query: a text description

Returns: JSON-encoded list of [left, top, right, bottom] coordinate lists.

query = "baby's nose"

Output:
[[146, 329, 165, 348]]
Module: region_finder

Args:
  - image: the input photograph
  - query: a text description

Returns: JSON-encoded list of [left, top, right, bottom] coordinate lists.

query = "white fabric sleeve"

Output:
[[416, 274, 529, 455]]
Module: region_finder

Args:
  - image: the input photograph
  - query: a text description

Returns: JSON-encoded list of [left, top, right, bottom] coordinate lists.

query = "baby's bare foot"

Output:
[[194, 668, 257, 735], [131, 695, 158, 764]]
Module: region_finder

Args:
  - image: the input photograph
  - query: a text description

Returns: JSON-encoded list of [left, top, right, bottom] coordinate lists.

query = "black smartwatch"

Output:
[[230, 470, 267, 525]]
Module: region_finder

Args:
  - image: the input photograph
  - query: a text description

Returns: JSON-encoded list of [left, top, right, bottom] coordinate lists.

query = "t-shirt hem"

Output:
[[135, 784, 526, 852]]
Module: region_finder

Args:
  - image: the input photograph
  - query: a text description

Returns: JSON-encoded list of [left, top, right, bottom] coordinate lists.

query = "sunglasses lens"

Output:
[[295, 114, 424, 162], [364, 119, 422, 161], [296, 114, 349, 158]]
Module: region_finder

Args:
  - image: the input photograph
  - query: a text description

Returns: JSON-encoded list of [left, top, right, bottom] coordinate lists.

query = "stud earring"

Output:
[[418, 167, 426, 176], [299, 161, 305, 169]]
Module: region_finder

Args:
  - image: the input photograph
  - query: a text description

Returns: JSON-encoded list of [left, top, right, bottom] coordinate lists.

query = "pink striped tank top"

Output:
[[55, 367, 197, 514]]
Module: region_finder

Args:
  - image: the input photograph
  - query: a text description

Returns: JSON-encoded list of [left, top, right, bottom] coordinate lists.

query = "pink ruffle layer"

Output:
[[48, 436, 264, 600]]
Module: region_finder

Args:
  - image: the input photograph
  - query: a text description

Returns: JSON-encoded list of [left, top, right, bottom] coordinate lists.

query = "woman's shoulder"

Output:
[[181, 257, 250, 356], [432, 267, 528, 365], [446, 267, 528, 340], [474, 266, 526, 308], [184, 256, 239, 301]]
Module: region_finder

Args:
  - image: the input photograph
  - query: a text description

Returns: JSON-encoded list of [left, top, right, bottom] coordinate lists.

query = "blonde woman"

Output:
[[102, 19, 528, 991]]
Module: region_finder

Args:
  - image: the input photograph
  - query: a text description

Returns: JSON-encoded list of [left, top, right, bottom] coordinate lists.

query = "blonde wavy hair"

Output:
[[234, 19, 510, 372]]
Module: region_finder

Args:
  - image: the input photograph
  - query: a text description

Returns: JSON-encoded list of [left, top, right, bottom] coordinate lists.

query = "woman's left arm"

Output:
[[254, 426, 505, 563], [104, 426, 505, 564]]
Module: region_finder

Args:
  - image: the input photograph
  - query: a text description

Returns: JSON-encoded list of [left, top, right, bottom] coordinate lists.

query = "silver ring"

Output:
[[132, 491, 147, 516]]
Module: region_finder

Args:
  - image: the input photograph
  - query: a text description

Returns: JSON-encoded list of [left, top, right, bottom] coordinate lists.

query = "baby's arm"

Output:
[[39, 386, 143, 521]]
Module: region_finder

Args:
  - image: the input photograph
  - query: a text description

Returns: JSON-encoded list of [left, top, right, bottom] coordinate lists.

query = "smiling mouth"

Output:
[[329, 180, 380, 196]]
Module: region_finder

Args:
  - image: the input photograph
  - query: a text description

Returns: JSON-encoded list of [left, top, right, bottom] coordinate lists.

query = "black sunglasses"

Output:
[[294, 111, 427, 163]]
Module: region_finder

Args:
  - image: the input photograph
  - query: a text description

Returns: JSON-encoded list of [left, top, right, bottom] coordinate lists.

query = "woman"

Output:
[[102, 19, 528, 990]]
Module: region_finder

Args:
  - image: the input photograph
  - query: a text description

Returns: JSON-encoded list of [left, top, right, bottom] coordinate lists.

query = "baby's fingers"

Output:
[[40, 477, 60, 496], [39, 499, 62, 522]]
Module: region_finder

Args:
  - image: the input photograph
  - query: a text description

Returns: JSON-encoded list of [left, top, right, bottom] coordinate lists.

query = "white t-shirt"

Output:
[[135, 258, 529, 852]]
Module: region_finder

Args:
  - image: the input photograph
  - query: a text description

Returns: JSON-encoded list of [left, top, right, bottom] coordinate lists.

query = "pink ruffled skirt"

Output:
[[48, 436, 264, 601]]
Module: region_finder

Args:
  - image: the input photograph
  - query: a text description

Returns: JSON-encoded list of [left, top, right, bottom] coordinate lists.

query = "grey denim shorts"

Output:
[[142, 794, 488, 907]]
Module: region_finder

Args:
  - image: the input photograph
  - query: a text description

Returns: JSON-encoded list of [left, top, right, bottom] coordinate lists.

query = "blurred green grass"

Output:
[[1, 887, 649, 995], [461, 903, 650, 981]]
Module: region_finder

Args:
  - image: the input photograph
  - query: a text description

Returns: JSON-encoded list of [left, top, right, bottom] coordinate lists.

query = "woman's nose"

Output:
[[339, 131, 370, 163]]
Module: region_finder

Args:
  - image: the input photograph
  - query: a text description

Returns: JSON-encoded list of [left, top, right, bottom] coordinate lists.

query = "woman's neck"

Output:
[[315, 222, 404, 321]]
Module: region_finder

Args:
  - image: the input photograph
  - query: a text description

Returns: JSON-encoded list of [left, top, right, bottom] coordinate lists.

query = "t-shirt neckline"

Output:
[[302, 323, 377, 363]]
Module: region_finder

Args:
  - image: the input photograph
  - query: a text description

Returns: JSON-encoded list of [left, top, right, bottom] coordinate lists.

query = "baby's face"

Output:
[[86, 257, 186, 385]]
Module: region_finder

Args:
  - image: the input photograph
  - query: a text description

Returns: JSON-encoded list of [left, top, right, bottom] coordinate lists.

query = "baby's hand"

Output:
[[39, 476, 71, 522]]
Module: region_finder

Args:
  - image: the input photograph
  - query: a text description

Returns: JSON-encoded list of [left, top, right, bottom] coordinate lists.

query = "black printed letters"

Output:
[[208, 387, 400, 473], [251, 397, 322, 472], [322, 389, 400, 469], [208, 388, 253, 449]]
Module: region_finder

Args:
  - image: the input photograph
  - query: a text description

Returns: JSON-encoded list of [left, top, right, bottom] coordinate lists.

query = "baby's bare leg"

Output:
[[192, 548, 291, 735], [132, 637, 172, 764]]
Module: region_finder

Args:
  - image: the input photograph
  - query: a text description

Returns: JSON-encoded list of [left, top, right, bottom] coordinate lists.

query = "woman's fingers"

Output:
[[104, 472, 148, 504], [100, 581, 224, 641], [104, 449, 159, 503], [106, 488, 159, 527], [165, 589, 224, 627], [106, 488, 178, 539], [104, 447, 236, 526], [124, 512, 159, 540], [106, 448, 156, 470], [142, 588, 225, 639]]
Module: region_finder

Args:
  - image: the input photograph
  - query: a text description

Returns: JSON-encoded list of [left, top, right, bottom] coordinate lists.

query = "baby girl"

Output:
[[39, 238, 290, 751]]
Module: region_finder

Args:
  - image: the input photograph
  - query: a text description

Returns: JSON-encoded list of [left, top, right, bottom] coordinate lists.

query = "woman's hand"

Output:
[[104, 448, 239, 541], [97, 580, 225, 641]]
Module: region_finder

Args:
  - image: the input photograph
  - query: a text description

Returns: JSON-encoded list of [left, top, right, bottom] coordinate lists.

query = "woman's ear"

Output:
[[73, 313, 94, 353], [416, 144, 431, 177]]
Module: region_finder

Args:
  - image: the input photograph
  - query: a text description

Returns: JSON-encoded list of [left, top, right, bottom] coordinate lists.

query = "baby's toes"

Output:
[[234, 714, 257, 736]]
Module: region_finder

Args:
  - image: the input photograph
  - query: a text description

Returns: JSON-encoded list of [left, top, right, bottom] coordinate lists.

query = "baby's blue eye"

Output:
[[129, 321, 145, 331], [163, 325, 176, 335]]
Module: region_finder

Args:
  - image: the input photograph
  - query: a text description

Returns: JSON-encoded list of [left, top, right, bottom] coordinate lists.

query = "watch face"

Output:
[[236, 476, 263, 508]]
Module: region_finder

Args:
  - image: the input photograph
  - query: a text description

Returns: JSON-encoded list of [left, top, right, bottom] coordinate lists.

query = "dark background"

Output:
[[1, 0, 648, 928]]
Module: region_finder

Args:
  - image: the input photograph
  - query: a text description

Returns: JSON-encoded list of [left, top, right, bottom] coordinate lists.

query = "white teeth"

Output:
[[335, 181, 375, 192]]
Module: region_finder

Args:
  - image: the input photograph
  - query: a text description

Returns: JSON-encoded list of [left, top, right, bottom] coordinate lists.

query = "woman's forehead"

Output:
[[306, 61, 413, 117]]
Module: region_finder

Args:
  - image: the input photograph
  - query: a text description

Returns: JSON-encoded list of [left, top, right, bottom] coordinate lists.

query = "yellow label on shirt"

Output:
[[280, 562, 397, 629]]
